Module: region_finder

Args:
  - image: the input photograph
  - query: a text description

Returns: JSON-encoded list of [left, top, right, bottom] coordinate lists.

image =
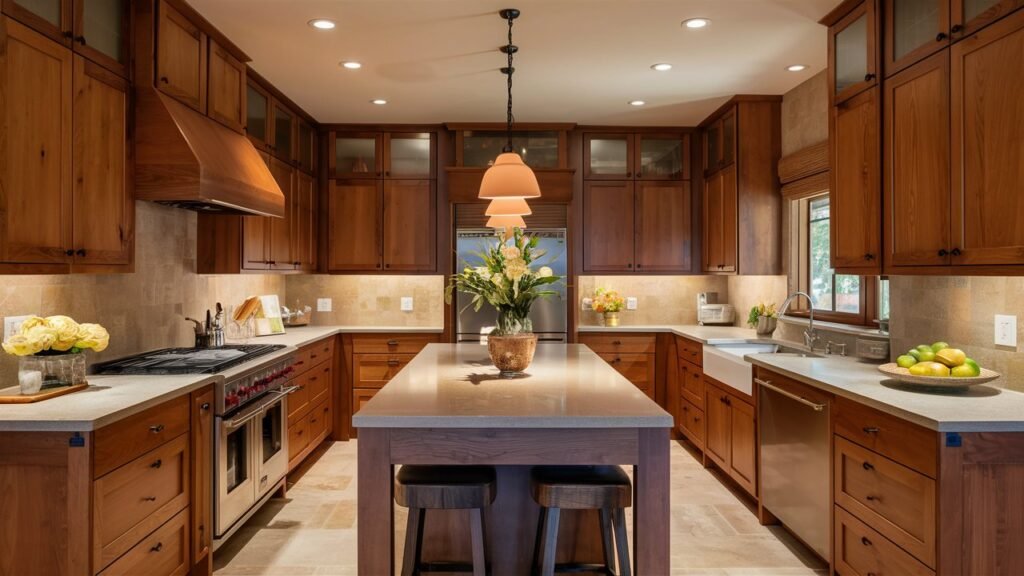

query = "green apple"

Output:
[[897, 355, 918, 368]]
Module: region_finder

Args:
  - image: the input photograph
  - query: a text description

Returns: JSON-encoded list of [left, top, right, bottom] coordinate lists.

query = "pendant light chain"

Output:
[[504, 12, 515, 153]]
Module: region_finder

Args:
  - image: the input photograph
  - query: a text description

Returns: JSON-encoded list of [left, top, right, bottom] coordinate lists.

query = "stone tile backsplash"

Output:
[[284, 275, 445, 328]]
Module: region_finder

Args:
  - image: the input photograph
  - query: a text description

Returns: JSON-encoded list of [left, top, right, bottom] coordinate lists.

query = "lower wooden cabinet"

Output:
[[190, 386, 214, 575], [834, 506, 934, 576], [579, 333, 657, 399], [598, 352, 655, 398], [704, 379, 757, 497], [98, 508, 190, 576], [678, 398, 705, 450], [286, 337, 337, 471]]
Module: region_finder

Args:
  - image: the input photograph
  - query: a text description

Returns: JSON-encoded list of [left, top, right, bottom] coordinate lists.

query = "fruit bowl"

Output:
[[878, 363, 1001, 387]]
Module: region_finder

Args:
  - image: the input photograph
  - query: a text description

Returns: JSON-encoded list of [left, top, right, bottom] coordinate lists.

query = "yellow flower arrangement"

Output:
[[2, 316, 109, 357], [592, 288, 625, 313]]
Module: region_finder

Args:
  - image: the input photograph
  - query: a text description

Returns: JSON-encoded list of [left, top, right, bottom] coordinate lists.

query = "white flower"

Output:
[[491, 273, 504, 285], [504, 258, 528, 281], [474, 266, 489, 277], [500, 245, 521, 260], [538, 266, 553, 278]]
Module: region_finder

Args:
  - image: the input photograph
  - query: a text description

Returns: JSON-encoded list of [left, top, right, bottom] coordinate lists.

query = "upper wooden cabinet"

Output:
[[207, 38, 246, 133], [585, 133, 690, 180], [243, 76, 315, 173], [384, 133, 435, 179], [703, 113, 735, 173], [951, 0, 1023, 36], [156, 0, 206, 112], [824, 0, 880, 104], [699, 98, 782, 275], [272, 101, 294, 161], [293, 171, 317, 271], [331, 131, 436, 179], [382, 179, 436, 271], [297, 118, 316, 174], [332, 133, 381, 178], [583, 180, 636, 272], [1, 0, 129, 77], [831, 87, 881, 274], [245, 80, 270, 148]]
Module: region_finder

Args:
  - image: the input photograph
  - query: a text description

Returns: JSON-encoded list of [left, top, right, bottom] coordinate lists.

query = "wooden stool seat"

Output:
[[530, 465, 632, 510], [396, 465, 496, 510]]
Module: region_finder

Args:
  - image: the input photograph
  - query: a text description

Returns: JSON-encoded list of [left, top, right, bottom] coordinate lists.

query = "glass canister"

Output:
[[19, 353, 87, 394]]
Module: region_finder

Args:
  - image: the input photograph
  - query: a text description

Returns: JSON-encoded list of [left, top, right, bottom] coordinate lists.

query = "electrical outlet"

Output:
[[4, 315, 34, 339], [581, 298, 593, 311], [626, 297, 638, 311], [316, 298, 333, 313], [401, 297, 414, 312], [995, 314, 1017, 348]]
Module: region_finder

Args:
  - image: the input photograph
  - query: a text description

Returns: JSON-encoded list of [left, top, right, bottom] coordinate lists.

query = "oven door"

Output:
[[256, 389, 290, 497], [215, 404, 260, 538]]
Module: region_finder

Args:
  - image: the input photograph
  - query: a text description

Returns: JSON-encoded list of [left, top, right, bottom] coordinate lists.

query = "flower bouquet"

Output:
[[747, 302, 778, 335], [2, 316, 109, 394], [446, 228, 561, 376], [592, 288, 626, 327]]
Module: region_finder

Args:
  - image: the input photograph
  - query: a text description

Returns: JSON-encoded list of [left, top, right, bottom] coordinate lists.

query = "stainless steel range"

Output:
[[97, 344, 298, 546]]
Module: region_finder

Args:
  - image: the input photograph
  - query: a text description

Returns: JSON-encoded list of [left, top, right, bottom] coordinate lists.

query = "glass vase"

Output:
[[19, 353, 87, 394], [494, 308, 532, 336]]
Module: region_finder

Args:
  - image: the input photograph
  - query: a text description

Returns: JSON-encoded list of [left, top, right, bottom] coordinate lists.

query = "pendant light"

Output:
[[485, 197, 532, 217], [479, 8, 541, 201]]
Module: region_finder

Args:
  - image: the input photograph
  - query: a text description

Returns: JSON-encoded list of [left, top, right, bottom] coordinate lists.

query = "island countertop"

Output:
[[352, 343, 673, 429]]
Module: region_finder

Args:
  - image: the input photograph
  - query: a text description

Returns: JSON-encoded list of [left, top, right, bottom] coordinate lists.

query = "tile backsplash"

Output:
[[284, 275, 445, 327], [576, 276, 729, 326]]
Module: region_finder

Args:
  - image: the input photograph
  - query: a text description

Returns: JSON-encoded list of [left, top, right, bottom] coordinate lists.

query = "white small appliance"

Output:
[[698, 303, 736, 326]]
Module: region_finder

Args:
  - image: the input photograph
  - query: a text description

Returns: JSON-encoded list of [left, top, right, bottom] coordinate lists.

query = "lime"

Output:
[[952, 364, 980, 377], [935, 348, 966, 368], [908, 349, 922, 361], [897, 355, 918, 368], [917, 349, 936, 362], [931, 341, 950, 352]]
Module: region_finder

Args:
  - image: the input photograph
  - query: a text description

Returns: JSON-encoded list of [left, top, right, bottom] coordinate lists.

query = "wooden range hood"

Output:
[[134, 88, 285, 218]]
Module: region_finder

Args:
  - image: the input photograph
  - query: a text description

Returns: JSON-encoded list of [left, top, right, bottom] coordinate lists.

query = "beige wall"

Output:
[[284, 275, 445, 327], [0, 202, 285, 379], [728, 276, 790, 327], [575, 276, 726, 326], [889, 276, 1024, 391], [781, 70, 829, 155]]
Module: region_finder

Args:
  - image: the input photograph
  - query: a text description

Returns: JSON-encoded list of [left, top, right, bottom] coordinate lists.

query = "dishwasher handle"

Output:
[[755, 378, 827, 412]]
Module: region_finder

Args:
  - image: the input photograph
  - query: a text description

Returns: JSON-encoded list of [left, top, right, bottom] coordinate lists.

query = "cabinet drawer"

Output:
[[308, 398, 329, 442], [679, 398, 705, 450], [287, 375, 311, 424], [352, 334, 435, 354], [94, 434, 190, 571], [834, 396, 937, 477], [294, 337, 335, 374], [834, 436, 936, 567], [288, 413, 310, 461], [676, 335, 703, 367], [95, 395, 190, 478], [580, 333, 656, 354], [98, 508, 190, 576], [834, 506, 934, 576], [354, 353, 415, 389], [599, 352, 654, 387], [680, 362, 704, 408], [306, 360, 332, 406]]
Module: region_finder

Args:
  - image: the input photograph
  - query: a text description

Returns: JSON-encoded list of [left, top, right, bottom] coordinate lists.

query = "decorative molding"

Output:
[[778, 141, 828, 184]]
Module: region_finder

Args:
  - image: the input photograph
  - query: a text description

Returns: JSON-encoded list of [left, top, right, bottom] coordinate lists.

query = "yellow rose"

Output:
[[45, 315, 80, 351], [2, 334, 42, 356], [17, 316, 48, 334], [24, 325, 58, 352], [73, 323, 110, 352]]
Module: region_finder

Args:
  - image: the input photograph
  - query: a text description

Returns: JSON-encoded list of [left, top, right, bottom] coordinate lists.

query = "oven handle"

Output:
[[260, 386, 299, 409], [224, 385, 300, 428]]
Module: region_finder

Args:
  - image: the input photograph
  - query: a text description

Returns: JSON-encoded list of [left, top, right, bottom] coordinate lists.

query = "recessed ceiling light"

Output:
[[682, 18, 711, 29], [787, 64, 807, 72], [629, 100, 646, 107], [371, 99, 387, 105], [651, 63, 673, 72], [308, 19, 336, 30], [341, 61, 362, 70]]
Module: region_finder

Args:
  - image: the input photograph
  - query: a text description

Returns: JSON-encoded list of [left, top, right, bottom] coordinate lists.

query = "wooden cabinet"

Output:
[[579, 333, 657, 399], [346, 333, 438, 437], [98, 509, 190, 576], [826, 0, 880, 104], [384, 132, 435, 178], [951, 0, 1023, 36], [703, 112, 735, 173], [582, 180, 635, 271], [190, 387, 214, 575], [382, 179, 436, 271], [155, 0, 206, 112], [332, 132, 382, 178], [834, 506, 934, 576], [207, 38, 245, 133], [272, 101, 294, 161], [293, 171, 317, 271], [884, 0, 950, 76], [287, 338, 337, 471], [267, 156, 293, 270], [297, 118, 316, 173], [332, 131, 434, 178], [831, 87, 881, 273], [585, 133, 689, 180], [328, 179, 383, 272], [675, 335, 706, 450], [245, 80, 270, 149], [703, 379, 757, 497], [699, 98, 781, 275]]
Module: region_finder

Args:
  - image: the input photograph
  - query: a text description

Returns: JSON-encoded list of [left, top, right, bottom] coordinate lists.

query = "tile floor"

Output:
[[214, 440, 828, 575]]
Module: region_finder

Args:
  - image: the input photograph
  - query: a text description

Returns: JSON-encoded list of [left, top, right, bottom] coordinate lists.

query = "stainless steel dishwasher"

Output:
[[756, 375, 831, 562]]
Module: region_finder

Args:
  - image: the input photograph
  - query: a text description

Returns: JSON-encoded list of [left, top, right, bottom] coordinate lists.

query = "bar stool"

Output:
[[529, 465, 632, 576], [395, 465, 496, 576]]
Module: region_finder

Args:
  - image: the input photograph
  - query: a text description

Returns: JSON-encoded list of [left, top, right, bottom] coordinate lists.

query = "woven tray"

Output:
[[877, 363, 1000, 388]]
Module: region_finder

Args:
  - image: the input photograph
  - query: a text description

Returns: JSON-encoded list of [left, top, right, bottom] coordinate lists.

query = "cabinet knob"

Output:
[[150, 459, 162, 469], [864, 73, 876, 81], [866, 494, 881, 502], [75, 35, 86, 45], [201, 402, 211, 411], [384, 171, 390, 176], [862, 461, 874, 471], [938, 249, 949, 257], [75, 249, 86, 257], [951, 24, 963, 34], [384, 263, 390, 269], [62, 30, 73, 39], [627, 263, 632, 268], [862, 426, 880, 434], [149, 424, 165, 434], [861, 537, 872, 547], [951, 248, 962, 256], [159, 76, 169, 84], [150, 542, 163, 553], [864, 253, 875, 261], [936, 32, 948, 41], [387, 340, 399, 346], [143, 496, 157, 502], [65, 249, 75, 256], [636, 263, 643, 269]]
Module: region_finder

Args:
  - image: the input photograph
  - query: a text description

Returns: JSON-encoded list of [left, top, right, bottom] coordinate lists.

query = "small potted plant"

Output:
[[747, 302, 778, 336], [592, 288, 626, 327], [2, 316, 109, 394]]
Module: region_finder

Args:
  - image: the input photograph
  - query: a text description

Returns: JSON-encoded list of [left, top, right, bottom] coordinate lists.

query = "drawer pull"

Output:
[[862, 426, 880, 434], [387, 340, 399, 346], [143, 496, 157, 502], [611, 358, 621, 364], [866, 494, 882, 502], [309, 376, 318, 382], [201, 402, 211, 411], [612, 340, 622, 345], [861, 536, 872, 547], [150, 459, 162, 469], [150, 542, 163, 553], [310, 353, 318, 360], [387, 360, 400, 367], [149, 424, 165, 434], [862, 461, 875, 471], [295, 360, 305, 366]]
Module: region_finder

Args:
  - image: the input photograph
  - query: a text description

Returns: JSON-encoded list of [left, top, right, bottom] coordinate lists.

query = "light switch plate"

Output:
[[401, 297, 414, 312], [4, 315, 34, 339], [581, 298, 593, 311], [626, 297, 638, 311], [316, 298, 333, 313], [995, 314, 1017, 348]]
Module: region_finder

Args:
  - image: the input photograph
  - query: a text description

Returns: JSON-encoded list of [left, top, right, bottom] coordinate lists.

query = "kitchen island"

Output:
[[353, 343, 673, 575]]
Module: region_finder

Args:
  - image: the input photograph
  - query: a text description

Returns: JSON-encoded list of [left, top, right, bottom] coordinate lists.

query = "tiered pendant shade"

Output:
[[485, 197, 532, 216], [486, 214, 527, 230], [479, 152, 541, 199]]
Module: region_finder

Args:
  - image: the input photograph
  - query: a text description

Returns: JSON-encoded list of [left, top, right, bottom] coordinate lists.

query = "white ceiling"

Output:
[[189, 0, 841, 126]]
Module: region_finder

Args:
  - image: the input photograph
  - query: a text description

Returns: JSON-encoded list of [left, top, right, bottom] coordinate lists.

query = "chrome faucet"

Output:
[[779, 291, 821, 351]]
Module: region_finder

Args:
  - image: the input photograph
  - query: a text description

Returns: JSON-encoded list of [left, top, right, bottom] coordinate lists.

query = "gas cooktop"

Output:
[[95, 344, 287, 375]]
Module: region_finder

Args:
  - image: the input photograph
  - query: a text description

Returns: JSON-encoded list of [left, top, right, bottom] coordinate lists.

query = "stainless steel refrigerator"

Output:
[[455, 229, 567, 343]]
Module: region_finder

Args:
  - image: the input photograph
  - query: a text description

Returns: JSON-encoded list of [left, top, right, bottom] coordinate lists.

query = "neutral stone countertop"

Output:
[[578, 324, 757, 344], [748, 354, 1024, 433], [353, 343, 673, 429], [0, 325, 442, 432]]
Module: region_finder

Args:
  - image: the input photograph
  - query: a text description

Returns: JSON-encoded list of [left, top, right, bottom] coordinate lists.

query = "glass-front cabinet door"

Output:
[[584, 134, 633, 179], [297, 119, 315, 173], [636, 134, 689, 180], [384, 133, 434, 178], [75, 0, 129, 76], [830, 0, 878, 104], [460, 130, 560, 168], [246, 82, 270, 148], [3, 0, 68, 43], [952, 0, 1017, 36], [885, 0, 948, 75], [272, 104, 294, 161], [333, 133, 381, 178]]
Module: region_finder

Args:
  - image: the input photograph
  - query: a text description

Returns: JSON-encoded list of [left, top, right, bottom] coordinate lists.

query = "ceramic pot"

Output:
[[487, 333, 538, 377], [603, 312, 620, 327], [19, 353, 86, 394], [756, 316, 778, 336]]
